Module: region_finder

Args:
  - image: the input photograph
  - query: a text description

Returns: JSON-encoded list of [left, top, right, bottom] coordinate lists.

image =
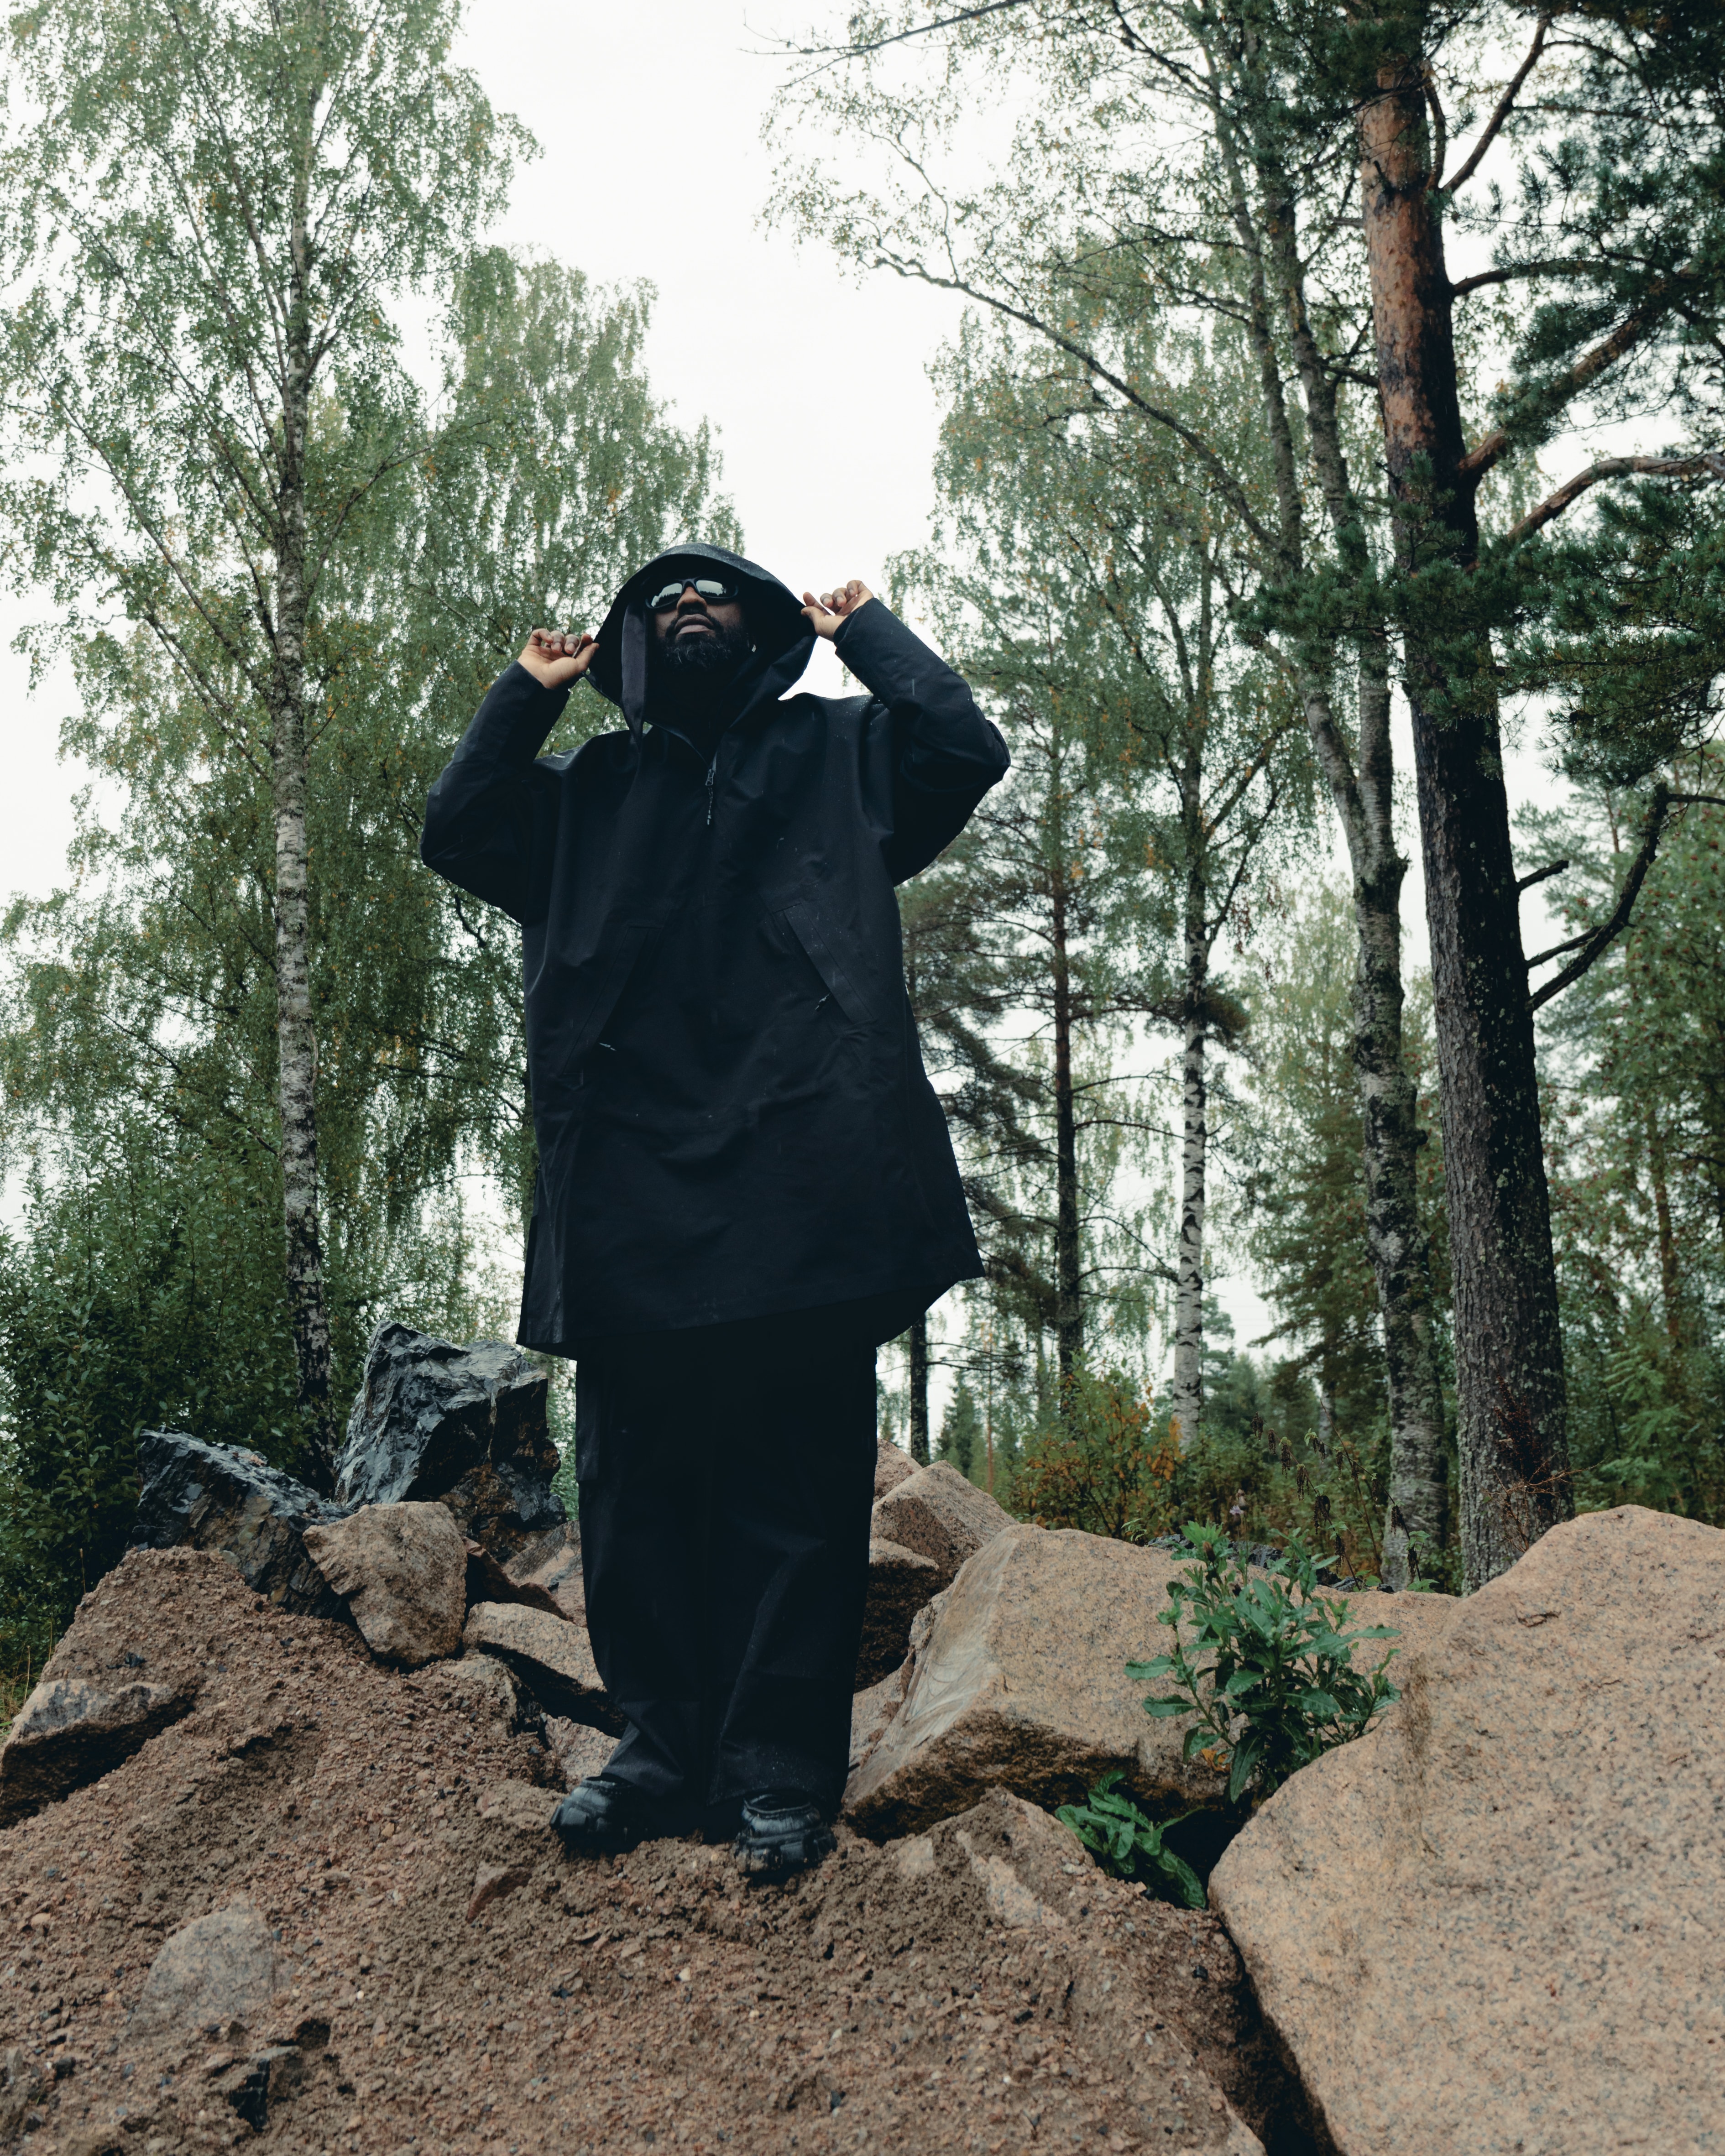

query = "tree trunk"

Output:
[[1224, 103, 1451, 1570], [1051, 875, 1082, 1387], [907, 1314, 931, 1464], [1648, 1112, 1682, 1346], [272, 149, 335, 1489], [1356, 32, 1570, 1588], [1352, 641, 1449, 1583], [1170, 843, 1208, 1452]]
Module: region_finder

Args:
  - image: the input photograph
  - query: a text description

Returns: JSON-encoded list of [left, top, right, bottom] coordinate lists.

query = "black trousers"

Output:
[[573, 1314, 878, 1826]]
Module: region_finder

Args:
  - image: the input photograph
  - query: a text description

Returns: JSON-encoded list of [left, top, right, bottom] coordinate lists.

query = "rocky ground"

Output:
[[0, 1550, 1284, 2156], [13, 1323, 1715, 2156]]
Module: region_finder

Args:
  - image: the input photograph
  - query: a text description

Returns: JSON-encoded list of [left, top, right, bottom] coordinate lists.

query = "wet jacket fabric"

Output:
[[420, 544, 1008, 1352]]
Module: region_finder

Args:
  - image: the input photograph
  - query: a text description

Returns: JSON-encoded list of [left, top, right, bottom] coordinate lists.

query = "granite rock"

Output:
[[1208, 1505, 1725, 2156], [130, 1901, 277, 2037], [882, 1793, 1266, 2153], [461, 1600, 622, 1730], [300, 1501, 468, 1667], [857, 1537, 942, 1690], [871, 1461, 1013, 1590], [543, 1717, 616, 1788], [849, 1662, 911, 1778], [463, 1536, 566, 1618], [408, 1650, 528, 1733], [502, 1519, 584, 1621], [846, 1524, 1454, 1836], [0, 1675, 191, 1825], [874, 1439, 916, 1499]]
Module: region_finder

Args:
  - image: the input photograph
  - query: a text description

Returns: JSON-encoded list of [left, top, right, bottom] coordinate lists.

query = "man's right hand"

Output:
[[519, 628, 597, 690]]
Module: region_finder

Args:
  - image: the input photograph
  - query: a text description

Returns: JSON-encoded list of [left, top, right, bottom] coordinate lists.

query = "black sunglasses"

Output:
[[647, 576, 741, 611]]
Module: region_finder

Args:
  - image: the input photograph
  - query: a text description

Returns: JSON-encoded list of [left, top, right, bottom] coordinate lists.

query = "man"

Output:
[[421, 544, 1006, 1874]]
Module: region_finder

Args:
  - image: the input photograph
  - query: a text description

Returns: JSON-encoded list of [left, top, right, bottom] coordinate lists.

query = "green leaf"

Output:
[[1156, 1848, 1207, 1910], [1227, 1735, 1261, 1805], [1141, 1696, 1190, 1719]]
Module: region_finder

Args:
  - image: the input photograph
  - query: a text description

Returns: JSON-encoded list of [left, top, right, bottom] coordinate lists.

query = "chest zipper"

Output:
[[705, 753, 717, 826]]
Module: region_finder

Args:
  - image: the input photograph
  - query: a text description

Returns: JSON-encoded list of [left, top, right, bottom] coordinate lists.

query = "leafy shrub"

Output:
[[1056, 1771, 1205, 1907], [1129, 1523, 1401, 1805], [1014, 1365, 1179, 1539]]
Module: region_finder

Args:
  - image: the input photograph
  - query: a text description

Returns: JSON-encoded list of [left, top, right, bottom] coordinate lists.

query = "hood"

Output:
[[587, 542, 817, 738]]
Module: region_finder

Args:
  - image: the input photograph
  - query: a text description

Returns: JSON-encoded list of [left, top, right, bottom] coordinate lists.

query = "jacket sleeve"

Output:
[[420, 662, 572, 926], [832, 600, 1009, 883]]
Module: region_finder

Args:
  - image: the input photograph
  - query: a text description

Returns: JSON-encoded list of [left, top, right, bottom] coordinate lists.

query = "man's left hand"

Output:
[[801, 580, 875, 639]]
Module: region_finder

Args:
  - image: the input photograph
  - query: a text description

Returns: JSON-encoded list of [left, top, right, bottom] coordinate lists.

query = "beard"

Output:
[[653, 614, 753, 699]]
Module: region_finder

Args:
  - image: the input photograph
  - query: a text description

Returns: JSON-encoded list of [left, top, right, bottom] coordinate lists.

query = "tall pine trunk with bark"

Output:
[[1356, 34, 1570, 1587], [1230, 105, 1450, 1575], [907, 1316, 931, 1463]]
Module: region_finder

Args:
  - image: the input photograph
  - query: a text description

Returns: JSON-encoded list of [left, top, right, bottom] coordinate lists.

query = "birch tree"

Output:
[[0, 0, 522, 1480]]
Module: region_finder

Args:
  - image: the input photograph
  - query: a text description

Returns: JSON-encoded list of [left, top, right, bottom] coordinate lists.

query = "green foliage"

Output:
[[1056, 1772, 1204, 1909], [1242, 886, 1451, 1428], [1014, 1364, 1178, 1540], [1130, 1524, 1401, 1805], [1527, 760, 1725, 1527], [936, 1373, 983, 1483], [0, 0, 732, 1653]]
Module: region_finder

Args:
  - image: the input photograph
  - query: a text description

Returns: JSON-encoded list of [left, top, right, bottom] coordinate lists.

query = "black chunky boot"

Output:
[[551, 1775, 649, 1855], [734, 1790, 835, 1877]]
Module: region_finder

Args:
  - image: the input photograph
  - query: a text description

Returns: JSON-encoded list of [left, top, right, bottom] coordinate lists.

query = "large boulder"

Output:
[[300, 1501, 468, 1667], [871, 1460, 1013, 1589], [130, 1430, 349, 1617], [336, 1322, 565, 1561], [856, 1537, 942, 1689], [874, 1437, 915, 1498], [0, 1675, 191, 1826], [1208, 1505, 1725, 2156], [882, 1793, 1270, 2152], [846, 1524, 1455, 1838], [461, 1600, 622, 1730]]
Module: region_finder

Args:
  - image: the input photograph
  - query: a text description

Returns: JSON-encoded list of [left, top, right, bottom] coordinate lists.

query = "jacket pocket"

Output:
[[780, 898, 878, 1027]]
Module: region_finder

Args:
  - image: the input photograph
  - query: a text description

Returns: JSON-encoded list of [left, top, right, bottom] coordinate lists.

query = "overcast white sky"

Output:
[[5, 0, 1588, 1384]]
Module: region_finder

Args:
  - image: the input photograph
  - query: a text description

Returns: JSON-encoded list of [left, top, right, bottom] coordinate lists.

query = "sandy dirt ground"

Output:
[[1, 1550, 1283, 2156]]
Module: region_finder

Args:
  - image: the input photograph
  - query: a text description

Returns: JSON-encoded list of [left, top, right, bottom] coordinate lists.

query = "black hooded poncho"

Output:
[[420, 544, 1009, 1351]]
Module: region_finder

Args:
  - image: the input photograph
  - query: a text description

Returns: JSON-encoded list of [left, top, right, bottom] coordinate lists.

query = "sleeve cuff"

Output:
[[466, 661, 574, 762]]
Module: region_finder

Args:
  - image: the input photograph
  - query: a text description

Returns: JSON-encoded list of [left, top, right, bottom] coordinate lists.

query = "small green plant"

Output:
[[1129, 1522, 1401, 1805], [1056, 1771, 1205, 1908]]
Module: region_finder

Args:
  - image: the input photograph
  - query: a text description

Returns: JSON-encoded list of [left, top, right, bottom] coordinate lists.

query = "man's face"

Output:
[[651, 577, 748, 670]]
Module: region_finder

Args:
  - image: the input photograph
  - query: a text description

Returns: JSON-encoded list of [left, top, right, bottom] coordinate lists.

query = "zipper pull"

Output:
[[705, 755, 717, 826]]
